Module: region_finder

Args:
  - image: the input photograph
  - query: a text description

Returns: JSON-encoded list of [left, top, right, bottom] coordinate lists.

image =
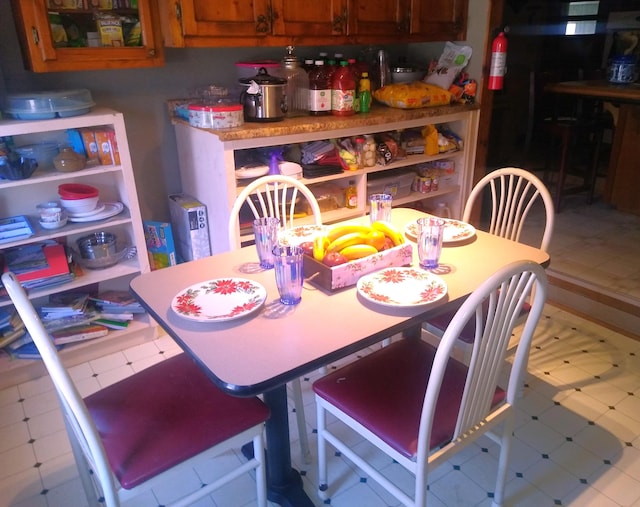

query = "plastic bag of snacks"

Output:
[[449, 72, 477, 104], [373, 81, 452, 109], [424, 42, 473, 90]]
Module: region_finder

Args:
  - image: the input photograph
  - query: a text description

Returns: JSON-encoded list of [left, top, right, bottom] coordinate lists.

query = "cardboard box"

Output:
[[79, 128, 100, 165], [144, 221, 177, 270], [93, 128, 116, 165], [169, 194, 211, 262], [303, 242, 413, 291]]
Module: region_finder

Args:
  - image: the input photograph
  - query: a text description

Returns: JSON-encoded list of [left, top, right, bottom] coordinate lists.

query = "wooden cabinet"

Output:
[[409, 0, 468, 41], [169, 104, 479, 253], [0, 109, 157, 387], [160, 0, 466, 47], [10, 0, 164, 72]]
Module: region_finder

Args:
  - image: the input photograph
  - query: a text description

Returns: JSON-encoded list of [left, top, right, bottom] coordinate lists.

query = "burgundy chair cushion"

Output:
[[313, 339, 505, 459], [84, 353, 269, 490], [428, 300, 531, 344]]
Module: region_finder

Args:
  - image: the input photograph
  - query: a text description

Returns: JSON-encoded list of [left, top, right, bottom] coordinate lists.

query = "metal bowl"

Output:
[[77, 232, 117, 260]]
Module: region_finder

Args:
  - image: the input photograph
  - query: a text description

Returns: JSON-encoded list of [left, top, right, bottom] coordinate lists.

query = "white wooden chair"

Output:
[[314, 260, 548, 507], [2, 271, 269, 507], [228, 174, 322, 464], [422, 167, 554, 363]]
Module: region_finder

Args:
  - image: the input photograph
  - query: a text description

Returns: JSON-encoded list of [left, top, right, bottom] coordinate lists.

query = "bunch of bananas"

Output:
[[312, 221, 405, 266]]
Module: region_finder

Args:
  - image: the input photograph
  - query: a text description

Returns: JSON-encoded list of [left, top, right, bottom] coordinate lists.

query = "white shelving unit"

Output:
[[171, 103, 480, 253], [0, 108, 158, 388]]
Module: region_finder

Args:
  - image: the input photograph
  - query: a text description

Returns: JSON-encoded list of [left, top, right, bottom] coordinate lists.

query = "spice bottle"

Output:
[[359, 72, 372, 113], [345, 180, 358, 209], [281, 45, 308, 117], [331, 61, 356, 116], [308, 60, 331, 116], [355, 136, 365, 168]]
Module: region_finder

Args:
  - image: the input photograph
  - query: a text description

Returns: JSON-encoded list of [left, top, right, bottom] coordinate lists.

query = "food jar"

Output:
[[608, 55, 637, 84], [188, 102, 215, 128], [210, 102, 244, 129], [53, 146, 86, 172]]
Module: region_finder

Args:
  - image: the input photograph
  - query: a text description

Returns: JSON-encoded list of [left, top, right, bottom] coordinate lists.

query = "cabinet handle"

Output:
[[31, 27, 40, 45], [333, 8, 347, 34], [256, 14, 270, 33], [174, 2, 182, 22]]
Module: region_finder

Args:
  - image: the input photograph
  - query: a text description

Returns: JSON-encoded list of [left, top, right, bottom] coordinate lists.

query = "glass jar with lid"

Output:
[[281, 46, 309, 117]]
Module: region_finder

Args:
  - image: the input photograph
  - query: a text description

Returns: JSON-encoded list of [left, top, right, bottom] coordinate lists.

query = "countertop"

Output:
[[167, 101, 480, 142]]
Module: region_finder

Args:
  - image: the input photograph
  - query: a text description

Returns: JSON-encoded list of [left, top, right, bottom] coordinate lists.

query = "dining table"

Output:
[[129, 207, 550, 507], [544, 79, 640, 215]]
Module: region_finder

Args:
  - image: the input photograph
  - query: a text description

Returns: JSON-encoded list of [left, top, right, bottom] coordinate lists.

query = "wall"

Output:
[[0, 1, 490, 223]]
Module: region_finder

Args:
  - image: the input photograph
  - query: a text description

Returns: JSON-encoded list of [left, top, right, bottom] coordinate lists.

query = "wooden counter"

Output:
[[545, 80, 640, 215]]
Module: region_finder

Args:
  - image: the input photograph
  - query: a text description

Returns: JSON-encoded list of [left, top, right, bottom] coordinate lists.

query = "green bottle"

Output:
[[359, 72, 372, 114]]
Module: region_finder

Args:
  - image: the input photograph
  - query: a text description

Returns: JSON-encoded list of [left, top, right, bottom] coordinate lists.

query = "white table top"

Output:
[[130, 208, 549, 396]]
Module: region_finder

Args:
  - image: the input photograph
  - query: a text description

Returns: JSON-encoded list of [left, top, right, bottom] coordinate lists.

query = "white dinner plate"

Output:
[[235, 165, 269, 179], [278, 225, 327, 246], [65, 202, 106, 218], [171, 278, 267, 322], [405, 217, 476, 244], [67, 202, 124, 222], [357, 267, 447, 308]]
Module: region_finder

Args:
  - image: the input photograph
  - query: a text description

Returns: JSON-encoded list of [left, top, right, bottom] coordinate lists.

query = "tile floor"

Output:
[[1, 302, 639, 507]]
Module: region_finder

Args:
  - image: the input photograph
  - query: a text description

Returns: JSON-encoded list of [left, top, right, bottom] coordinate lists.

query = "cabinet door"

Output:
[[10, 0, 164, 72], [349, 0, 410, 38], [409, 0, 468, 41], [271, 0, 349, 38], [161, 0, 273, 47]]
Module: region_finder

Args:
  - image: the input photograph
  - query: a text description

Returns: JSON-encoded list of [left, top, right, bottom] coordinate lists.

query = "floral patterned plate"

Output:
[[278, 225, 327, 247], [171, 278, 267, 322], [404, 217, 476, 244], [357, 267, 447, 308]]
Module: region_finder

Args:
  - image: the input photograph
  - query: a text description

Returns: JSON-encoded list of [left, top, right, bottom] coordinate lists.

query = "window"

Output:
[[564, 1, 599, 35]]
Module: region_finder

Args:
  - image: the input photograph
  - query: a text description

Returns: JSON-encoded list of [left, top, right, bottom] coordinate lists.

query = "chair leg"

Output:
[[291, 379, 311, 464], [554, 130, 572, 212], [586, 128, 603, 205], [316, 400, 330, 501], [491, 414, 516, 507], [254, 432, 268, 507]]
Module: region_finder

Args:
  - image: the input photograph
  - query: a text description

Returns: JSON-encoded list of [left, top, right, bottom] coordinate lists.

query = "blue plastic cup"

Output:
[[253, 217, 280, 269], [272, 245, 304, 305], [417, 217, 445, 269]]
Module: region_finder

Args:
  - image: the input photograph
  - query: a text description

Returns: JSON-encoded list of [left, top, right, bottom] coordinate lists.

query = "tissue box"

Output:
[[303, 242, 413, 291]]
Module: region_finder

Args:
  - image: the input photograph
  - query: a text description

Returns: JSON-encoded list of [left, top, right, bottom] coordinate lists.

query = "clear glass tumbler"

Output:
[[369, 193, 392, 223], [253, 217, 280, 269]]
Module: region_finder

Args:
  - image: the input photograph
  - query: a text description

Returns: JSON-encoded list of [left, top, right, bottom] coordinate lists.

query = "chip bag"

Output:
[[373, 82, 452, 109]]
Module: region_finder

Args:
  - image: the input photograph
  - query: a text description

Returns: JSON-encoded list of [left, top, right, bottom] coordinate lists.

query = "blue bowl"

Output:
[[0, 155, 38, 180]]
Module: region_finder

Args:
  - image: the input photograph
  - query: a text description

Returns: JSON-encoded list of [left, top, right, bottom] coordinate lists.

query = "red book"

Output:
[[14, 244, 69, 283]]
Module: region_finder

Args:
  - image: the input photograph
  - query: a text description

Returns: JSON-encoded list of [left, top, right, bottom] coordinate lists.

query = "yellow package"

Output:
[[422, 125, 439, 155], [373, 82, 452, 109]]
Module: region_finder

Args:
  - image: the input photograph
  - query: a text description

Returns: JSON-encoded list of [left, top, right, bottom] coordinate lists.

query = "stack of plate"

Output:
[[57, 183, 124, 222]]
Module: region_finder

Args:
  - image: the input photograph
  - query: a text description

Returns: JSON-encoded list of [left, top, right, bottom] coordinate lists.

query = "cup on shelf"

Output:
[[36, 201, 67, 230], [417, 217, 445, 270], [369, 193, 392, 223], [272, 245, 304, 305], [252, 217, 280, 269]]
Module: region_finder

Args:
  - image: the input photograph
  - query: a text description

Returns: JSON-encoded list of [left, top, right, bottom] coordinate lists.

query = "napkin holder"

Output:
[[303, 242, 413, 291]]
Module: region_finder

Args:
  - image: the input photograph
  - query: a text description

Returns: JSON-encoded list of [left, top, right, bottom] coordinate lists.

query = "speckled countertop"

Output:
[[168, 101, 480, 142]]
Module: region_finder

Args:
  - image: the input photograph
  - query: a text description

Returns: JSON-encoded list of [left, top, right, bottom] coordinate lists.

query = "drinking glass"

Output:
[[253, 217, 280, 269], [369, 193, 392, 223], [417, 217, 445, 269], [272, 245, 304, 305]]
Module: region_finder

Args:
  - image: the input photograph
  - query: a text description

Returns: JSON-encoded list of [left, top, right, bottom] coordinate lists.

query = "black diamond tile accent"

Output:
[[588, 421, 595, 425], [581, 349, 588, 353], [312, 429, 318, 434], [604, 459, 611, 465], [481, 447, 489, 453], [563, 360, 570, 364], [18, 398, 24, 403], [516, 472, 523, 478], [22, 417, 29, 423], [92, 373, 98, 378], [594, 375, 601, 379], [28, 439, 35, 444], [626, 442, 633, 447], [554, 499, 562, 505], [359, 477, 367, 483], [488, 492, 495, 499], [532, 415, 539, 420], [335, 451, 341, 457], [613, 364, 619, 368], [34, 462, 41, 468], [566, 437, 573, 442], [580, 478, 588, 484], [126, 361, 132, 366], [628, 392, 634, 396], [542, 454, 549, 459], [575, 388, 582, 392], [300, 470, 307, 477], [554, 401, 561, 406], [544, 371, 551, 375], [453, 465, 461, 471], [40, 489, 48, 496], [608, 406, 615, 410]]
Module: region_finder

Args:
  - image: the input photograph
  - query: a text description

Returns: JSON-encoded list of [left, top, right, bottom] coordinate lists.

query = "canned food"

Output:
[[210, 103, 244, 129]]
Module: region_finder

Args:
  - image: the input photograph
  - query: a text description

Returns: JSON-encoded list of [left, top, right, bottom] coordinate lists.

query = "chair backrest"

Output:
[[227, 174, 322, 250], [416, 260, 547, 460], [463, 167, 555, 252], [1, 271, 120, 505]]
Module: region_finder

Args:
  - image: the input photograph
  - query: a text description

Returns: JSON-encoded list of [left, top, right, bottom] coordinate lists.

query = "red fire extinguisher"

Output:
[[488, 31, 507, 90]]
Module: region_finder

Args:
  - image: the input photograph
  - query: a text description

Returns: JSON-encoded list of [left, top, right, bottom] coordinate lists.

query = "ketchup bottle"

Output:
[[331, 61, 356, 116]]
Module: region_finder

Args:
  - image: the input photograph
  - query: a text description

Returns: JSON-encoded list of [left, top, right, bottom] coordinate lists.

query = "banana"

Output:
[[327, 231, 370, 253], [326, 224, 372, 243], [371, 220, 405, 246], [313, 235, 329, 262], [340, 244, 378, 261]]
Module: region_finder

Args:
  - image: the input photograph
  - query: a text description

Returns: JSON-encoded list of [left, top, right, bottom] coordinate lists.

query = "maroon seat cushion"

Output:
[[313, 339, 505, 459], [84, 353, 269, 490]]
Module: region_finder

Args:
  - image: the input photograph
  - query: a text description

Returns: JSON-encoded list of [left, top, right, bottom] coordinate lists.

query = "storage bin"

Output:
[[366, 171, 415, 200]]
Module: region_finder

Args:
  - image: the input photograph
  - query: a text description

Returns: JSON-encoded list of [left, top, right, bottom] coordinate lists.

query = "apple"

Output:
[[381, 236, 395, 250], [322, 251, 348, 267], [299, 241, 314, 257]]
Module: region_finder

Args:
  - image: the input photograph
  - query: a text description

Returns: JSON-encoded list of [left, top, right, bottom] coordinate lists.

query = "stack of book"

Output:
[[90, 290, 145, 329], [0, 307, 26, 350]]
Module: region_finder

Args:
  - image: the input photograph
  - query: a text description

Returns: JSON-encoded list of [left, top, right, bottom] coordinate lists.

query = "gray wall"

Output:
[[1, 1, 489, 223]]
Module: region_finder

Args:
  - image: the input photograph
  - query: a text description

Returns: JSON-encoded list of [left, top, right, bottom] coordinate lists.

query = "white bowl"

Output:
[[60, 196, 99, 214], [39, 216, 68, 230]]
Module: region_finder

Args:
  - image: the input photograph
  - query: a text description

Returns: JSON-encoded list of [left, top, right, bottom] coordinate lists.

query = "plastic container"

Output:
[[608, 55, 637, 84], [58, 183, 99, 199], [15, 142, 59, 171], [308, 60, 331, 116], [4, 89, 94, 120], [53, 146, 86, 172], [366, 171, 414, 200], [331, 61, 356, 116]]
